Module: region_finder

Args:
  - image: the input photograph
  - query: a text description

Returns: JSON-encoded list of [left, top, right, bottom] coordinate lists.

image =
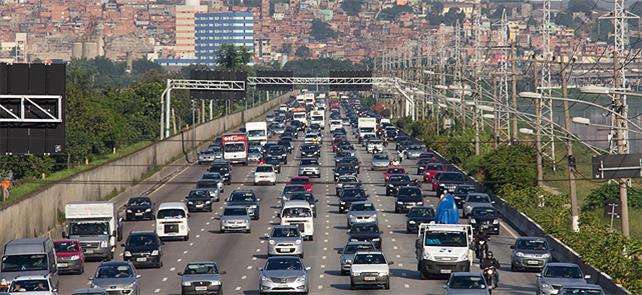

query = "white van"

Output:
[[280, 201, 314, 241], [156, 202, 190, 241], [329, 120, 342, 132]]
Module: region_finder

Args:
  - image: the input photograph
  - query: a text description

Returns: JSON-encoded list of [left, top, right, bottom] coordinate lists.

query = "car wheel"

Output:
[[384, 279, 390, 290], [246, 229, 251, 234], [308, 235, 314, 241], [350, 281, 356, 290], [299, 253, 304, 258], [220, 229, 225, 233], [395, 207, 399, 213], [341, 269, 348, 275], [184, 235, 190, 241], [511, 264, 517, 272]]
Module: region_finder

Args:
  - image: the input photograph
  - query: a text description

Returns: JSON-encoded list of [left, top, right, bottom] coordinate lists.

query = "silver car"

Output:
[[462, 193, 494, 218], [198, 150, 216, 164], [370, 154, 390, 170], [537, 263, 590, 295], [178, 261, 225, 295], [267, 225, 304, 258], [219, 206, 251, 233], [89, 261, 141, 295], [558, 284, 605, 295], [511, 237, 552, 271], [72, 288, 108, 295], [258, 256, 310, 294], [338, 241, 376, 275], [347, 201, 378, 227], [443, 272, 491, 295], [195, 180, 220, 202], [200, 173, 224, 193]]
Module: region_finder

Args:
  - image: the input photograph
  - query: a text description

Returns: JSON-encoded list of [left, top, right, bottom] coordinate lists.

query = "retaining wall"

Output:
[[0, 94, 289, 246]]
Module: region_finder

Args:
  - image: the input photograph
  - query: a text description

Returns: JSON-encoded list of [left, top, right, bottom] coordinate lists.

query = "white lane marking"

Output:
[[241, 275, 247, 280], [252, 257, 257, 260], [320, 274, 325, 278], [170, 267, 176, 271], [162, 277, 168, 282], [393, 246, 398, 250], [260, 240, 265, 244], [256, 248, 261, 252], [247, 266, 253, 270], [500, 221, 519, 238], [324, 232, 329, 236], [318, 285, 323, 290], [398, 263, 403, 267], [196, 234, 200, 238], [119, 253, 123, 257], [189, 242, 194, 246], [384, 219, 389, 223], [396, 255, 401, 258], [391, 238, 396, 242], [322, 256, 326, 260], [154, 288, 160, 293], [206, 222, 210, 225], [323, 239, 328, 243], [235, 286, 241, 291], [200, 228, 205, 232], [387, 224, 391, 228], [320, 264, 325, 268], [177, 258, 182, 262], [323, 247, 327, 251], [404, 283, 410, 288]]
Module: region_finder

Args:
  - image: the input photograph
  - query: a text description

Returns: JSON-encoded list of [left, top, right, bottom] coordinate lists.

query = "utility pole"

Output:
[[511, 41, 518, 142], [559, 58, 580, 232], [535, 90, 544, 187], [473, 10, 482, 156], [454, 19, 465, 128]]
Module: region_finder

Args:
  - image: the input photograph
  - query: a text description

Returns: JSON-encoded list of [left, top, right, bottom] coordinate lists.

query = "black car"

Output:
[[406, 206, 436, 233], [385, 174, 412, 196], [339, 187, 368, 213], [348, 222, 382, 249], [122, 231, 162, 268], [266, 144, 288, 164], [289, 192, 318, 217], [208, 162, 232, 185], [395, 186, 424, 213], [125, 196, 154, 221], [434, 171, 466, 197], [264, 156, 282, 173], [416, 158, 436, 175], [469, 205, 500, 235], [277, 139, 293, 154], [301, 144, 321, 158], [185, 189, 212, 212], [334, 164, 358, 182], [452, 184, 477, 208], [226, 190, 261, 220], [336, 157, 360, 173]]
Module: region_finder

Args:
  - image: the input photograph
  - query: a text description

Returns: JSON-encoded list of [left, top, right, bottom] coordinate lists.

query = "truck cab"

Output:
[[0, 238, 58, 292], [156, 202, 190, 241], [63, 202, 122, 261], [222, 133, 248, 166], [415, 224, 473, 279], [245, 121, 268, 146], [310, 110, 325, 129]]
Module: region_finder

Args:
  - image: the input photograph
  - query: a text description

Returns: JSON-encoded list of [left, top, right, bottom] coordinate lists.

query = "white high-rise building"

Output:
[[175, 0, 207, 58]]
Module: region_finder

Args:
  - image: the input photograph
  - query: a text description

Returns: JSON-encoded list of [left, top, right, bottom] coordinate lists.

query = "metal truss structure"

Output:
[[0, 94, 62, 123], [168, 79, 246, 91]]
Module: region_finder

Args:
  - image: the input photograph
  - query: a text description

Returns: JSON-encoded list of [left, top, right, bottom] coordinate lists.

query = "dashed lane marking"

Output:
[[177, 258, 182, 262], [256, 248, 261, 252], [196, 234, 200, 238], [241, 275, 247, 280], [404, 284, 410, 288], [154, 289, 160, 293], [235, 287, 241, 291], [320, 274, 325, 278], [247, 266, 253, 270], [162, 277, 168, 282], [318, 285, 323, 290]]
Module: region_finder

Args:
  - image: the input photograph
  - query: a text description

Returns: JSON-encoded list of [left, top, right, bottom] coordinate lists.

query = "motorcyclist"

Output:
[[474, 232, 490, 261], [480, 251, 500, 286]]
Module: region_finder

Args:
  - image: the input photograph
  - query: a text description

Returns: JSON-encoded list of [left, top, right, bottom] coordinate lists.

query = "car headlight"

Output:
[[211, 280, 222, 285], [439, 184, 445, 187], [126, 209, 132, 213], [206, 201, 211, 204], [465, 205, 472, 210], [387, 184, 393, 187], [542, 253, 551, 258], [515, 251, 525, 257], [295, 276, 306, 282], [372, 238, 380, 241], [422, 251, 433, 260], [458, 252, 469, 261], [470, 219, 476, 224], [269, 240, 276, 245], [182, 281, 192, 286], [250, 205, 258, 208], [352, 272, 360, 276], [188, 201, 193, 204], [70, 255, 80, 260], [100, 240, 109, 248], [145, 208, 152, 213], [295, 239, 302, 244], [493, 219, 499, 224], [408, 220, 416, 224], [348, 214, 355, 219], [127, 282, 136, 288], [261, 276, 271, 282], [542, 283, 552, 289], [151, 250, 159, 256], [378, 272, 389, 277], [350, 238, 358, 242], [396, 201, 403, 204], [340, 201, 346, 205]]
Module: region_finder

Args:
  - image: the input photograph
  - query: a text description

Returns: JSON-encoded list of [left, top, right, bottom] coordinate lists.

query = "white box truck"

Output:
[[415, 223, 473, 279], [63, 202, 122, 260], [310, 110, 325, 129], [246, 121, 268, 145], [357, 117, 377, 141]]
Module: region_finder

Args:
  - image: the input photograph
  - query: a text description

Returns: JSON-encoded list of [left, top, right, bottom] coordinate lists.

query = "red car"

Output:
[[424, 163, 446, 183], [384, 166, 406, 182], [53, 239, 85, 274], [290, 176, 313, 192]]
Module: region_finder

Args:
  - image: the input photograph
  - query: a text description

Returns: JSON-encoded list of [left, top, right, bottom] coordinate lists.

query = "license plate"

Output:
[[196, 204, 203, 208], [195, 286, 208, 291], [527, 260, 540, 265], [57, 263, 68, 268], [136, 257, 147, 262], [135, 212, 143, 216], [364, 276, 377, 281], [85, 249, 94, 254], [440, 269, 452, 274]]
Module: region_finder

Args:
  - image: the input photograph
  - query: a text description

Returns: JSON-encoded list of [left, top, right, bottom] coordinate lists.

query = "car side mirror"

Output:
[[510, 245, 514, 249], [257, 198, 261, 202], [177, 272, 183, 276], [221, 271, 227, 275], [442, 285, 448, 289], [388, 261, 394, 265], [62, 232, 68, 239], [88, 276, 94, 281], [536, 274, 542, 278], [136, 274, 142, 279], [120, 243, 125, 247], [52, 289, 58, 292], [337, 249, 343, 254], [491, 201, 496, 204]]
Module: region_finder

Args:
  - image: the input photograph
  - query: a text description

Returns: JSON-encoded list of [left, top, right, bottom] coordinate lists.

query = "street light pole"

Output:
[[534, 94, 544, 187], [560, 62, 580, 232]]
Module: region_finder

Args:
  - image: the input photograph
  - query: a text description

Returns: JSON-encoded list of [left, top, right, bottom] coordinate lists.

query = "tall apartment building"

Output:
[[175, 0, 207, 58]]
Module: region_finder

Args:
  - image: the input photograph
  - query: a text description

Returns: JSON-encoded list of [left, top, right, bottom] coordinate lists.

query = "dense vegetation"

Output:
[[310, 19, 338, 41]]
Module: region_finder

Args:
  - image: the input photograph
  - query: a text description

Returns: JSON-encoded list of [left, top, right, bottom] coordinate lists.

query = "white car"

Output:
[[7, 275, 58, 294], [254, 165, 277, 186], [156, 202, 190, 241], [350, 251, 391, 290]]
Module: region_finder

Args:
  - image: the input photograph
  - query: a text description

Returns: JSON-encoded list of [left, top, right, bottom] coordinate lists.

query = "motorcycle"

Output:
[[475, 238, 489, 261], [483, 266, 498, 290]]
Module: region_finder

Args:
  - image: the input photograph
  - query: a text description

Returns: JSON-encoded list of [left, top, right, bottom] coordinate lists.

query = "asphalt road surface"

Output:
[[59, 115, 539, 295]]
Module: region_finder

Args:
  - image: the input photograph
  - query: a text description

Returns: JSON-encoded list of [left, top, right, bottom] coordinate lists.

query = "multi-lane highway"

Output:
[[58, 110, 539, 295]]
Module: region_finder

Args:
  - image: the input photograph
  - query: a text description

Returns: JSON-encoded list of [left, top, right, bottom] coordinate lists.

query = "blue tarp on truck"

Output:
[[436, 194, 459, 224]]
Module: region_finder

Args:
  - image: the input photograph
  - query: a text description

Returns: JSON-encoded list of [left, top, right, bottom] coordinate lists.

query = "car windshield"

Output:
[[448, 275, 486, 289], [272, 227, 301, 238], [210, 146, 222, 152], [157, 209, 186, 219], [439, 172, 464, 182], [351, 223, 378, 233], [54, 241, 80, 253], [544, 265, 583, 278], [389, 175, 410, 182], [360, 127, 375, 133], [1, 254, 48, 272], [229, 192, 256, 202], [184, 263, 218, 274], [202, 173, 222, 180], [516, 239, 549, 251], [289, 193, 313, 203], [387, 168, 405, 174], [268, 146, 285, 153], [284, 185, 305, 194], [351, 203, 375, 211], [127, 234, 159, 247], [265, 258, 303, 271], [339, 176, 358, 183], [282, 207, 312, 218], [301, 159, 319, 166], [353, 253, 386, 264], [456, 187, 476, 194], [188, 190, 209, 198], [426, 164, 443, 171], [424, 232, 467, 247], [69, 222, 109, 235], [96, 265, 133, 279], [249, 147, 262, 153], [200, 151, 213, 156], [9, 279, 50, 292], [342, 189, 366, 199], [398, 188, 422, 200], [409, 207, 435, 218], [196, 181, 217, 189], [224, 143, 245, 152], [343, 244, 375, 254], [302, 145, 318, 151], [373, 154, 388, 160], [311, 115, 323, 121], [291, 178, 309, 184], [256, 166, 274, 173], [561, 288, 604, 294], [408, 145, 424, 151], [467, 195, 490, 203], [128, 197, 151, 206], [472, 207, 497, 217], [248, 130, 266, 137], [223, 207, 247, 216], [210, 167, 229, 174]]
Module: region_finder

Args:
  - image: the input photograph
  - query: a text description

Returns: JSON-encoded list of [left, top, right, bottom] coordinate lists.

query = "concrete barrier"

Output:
[[430, 150, 630, 294], [0, 93, 291, 246]]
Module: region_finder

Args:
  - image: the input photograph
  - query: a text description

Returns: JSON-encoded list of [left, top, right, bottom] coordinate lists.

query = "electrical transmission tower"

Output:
[[454, 19, 466, 126], [473, 10, 483, 155], [497, 9, 511, 142], [540, 0, 556, 169]]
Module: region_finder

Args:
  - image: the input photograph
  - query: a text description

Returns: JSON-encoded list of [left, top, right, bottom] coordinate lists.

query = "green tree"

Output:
[[583, 183, 642, 210], [310, 19, 338, 41], [215, 44, 252, 70], [341, 0, 363, 16], [295, 45, 311, 58], [567, 0, 596, 16], [377, 5, 413, 21], [480, 144, 537, 191]]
